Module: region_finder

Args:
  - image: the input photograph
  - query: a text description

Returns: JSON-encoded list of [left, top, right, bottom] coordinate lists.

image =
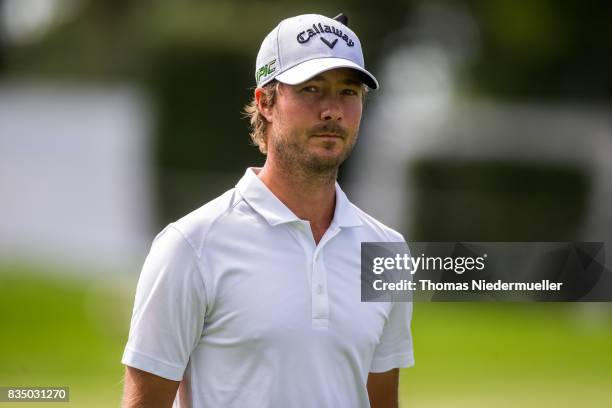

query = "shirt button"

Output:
[[316, 284, 324, 294]]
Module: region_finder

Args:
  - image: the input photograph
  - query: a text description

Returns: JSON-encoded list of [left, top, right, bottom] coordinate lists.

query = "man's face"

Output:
[[264, 68, 364, 174]]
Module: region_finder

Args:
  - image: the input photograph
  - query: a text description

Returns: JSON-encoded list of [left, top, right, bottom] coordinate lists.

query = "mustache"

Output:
[[309, 123, 348, 139]]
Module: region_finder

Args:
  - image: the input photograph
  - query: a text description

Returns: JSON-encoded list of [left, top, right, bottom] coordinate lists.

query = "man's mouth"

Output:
[[312, 133, 343, 139]]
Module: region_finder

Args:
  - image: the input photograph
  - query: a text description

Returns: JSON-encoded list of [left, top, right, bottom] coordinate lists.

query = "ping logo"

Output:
[[256, 59, 276, 83]]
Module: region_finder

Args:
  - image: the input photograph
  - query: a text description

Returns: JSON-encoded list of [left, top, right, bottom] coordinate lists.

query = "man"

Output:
[[122, 13, 414, 408]]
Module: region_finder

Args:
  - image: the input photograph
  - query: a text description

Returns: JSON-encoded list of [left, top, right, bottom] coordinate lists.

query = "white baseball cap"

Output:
[[255, 13, 379, 90]]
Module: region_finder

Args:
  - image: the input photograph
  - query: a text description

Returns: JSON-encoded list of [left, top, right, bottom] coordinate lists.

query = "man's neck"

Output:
[[257, 161, 337, 243]]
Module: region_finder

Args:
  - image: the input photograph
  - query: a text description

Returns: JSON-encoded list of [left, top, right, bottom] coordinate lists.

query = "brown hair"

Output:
[[243, 81, 280, 154]]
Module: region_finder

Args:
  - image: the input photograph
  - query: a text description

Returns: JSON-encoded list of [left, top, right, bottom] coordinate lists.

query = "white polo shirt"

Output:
[[122, 167, 414, 408]]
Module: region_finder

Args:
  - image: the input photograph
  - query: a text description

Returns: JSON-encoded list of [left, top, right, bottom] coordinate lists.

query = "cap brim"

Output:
[[275, 57, 379, 90]]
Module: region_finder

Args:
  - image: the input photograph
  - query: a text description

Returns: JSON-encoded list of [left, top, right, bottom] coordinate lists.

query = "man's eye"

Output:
[[301, 86, 318, 92], [342, 89, 359, 96]]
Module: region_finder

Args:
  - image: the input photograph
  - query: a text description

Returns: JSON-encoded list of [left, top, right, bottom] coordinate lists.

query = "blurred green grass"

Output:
[[401, 302, 612, 407], [1, 264, 611, 407], [0, 264, 134, 407]]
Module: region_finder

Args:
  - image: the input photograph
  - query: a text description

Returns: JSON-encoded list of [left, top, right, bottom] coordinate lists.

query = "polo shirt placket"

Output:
[[290, 219, 342, 328]]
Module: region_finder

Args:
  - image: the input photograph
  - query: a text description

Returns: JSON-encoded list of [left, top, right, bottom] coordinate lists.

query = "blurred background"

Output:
[[1, 0, 611, 406]]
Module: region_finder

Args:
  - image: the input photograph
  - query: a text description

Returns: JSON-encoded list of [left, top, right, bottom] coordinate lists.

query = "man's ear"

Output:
[[255, 87, 274, 122]]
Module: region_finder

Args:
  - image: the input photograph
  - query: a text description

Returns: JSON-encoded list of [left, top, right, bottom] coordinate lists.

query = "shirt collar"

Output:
[[235, 167, 363, 228], [332, 183, 364, 228]]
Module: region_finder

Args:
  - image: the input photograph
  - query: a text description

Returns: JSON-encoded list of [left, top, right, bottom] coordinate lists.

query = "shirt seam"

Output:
[[198, 191, 246, 279], [167, 224, 212, 320]]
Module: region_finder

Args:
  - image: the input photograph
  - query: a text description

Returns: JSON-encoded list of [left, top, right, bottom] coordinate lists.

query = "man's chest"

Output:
[[200, 229, 391, 357]]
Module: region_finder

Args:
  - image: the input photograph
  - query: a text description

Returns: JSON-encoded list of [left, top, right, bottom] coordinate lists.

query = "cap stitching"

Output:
[[278, 56, 363, 75], [275, 22, 283, 78], [275, 56, 377, 88]]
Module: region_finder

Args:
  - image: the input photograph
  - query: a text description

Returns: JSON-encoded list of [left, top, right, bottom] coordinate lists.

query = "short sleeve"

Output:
[[121, 225, 208, 381], [370, 301, 415, 373], [370, 231, 415, 372]]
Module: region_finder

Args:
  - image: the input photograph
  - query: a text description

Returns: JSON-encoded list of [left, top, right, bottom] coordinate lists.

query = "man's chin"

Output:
[[303, 152, 347, 173], [271, 140, 352, 175]]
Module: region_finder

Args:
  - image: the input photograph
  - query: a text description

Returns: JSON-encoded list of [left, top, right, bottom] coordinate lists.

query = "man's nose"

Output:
[[320, 98, 343, 121]]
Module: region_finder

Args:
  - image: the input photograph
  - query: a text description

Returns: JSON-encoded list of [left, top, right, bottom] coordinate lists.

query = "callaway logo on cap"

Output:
[[255, 13, 379, 89]]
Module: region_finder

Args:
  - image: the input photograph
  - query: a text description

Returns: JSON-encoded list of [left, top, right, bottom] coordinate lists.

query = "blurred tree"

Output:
[[3, 0, 608, 225], [1, 0, 412, 224], [463, 0, 612, 99], [410, 160, 591, 241], [0, 0, 5, 73]]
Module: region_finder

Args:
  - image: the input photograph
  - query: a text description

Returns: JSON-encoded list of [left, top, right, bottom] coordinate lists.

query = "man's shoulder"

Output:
[[161, 187, 243, 257], [349, 202, 405, 242]]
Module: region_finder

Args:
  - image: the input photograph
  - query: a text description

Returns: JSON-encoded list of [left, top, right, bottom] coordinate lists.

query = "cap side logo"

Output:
[[256, 59, 276, 83], [296, 22, 355, 47]]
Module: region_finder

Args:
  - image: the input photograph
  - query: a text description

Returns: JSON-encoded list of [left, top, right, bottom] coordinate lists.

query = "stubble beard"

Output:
[[269, 126, 358, 185]]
